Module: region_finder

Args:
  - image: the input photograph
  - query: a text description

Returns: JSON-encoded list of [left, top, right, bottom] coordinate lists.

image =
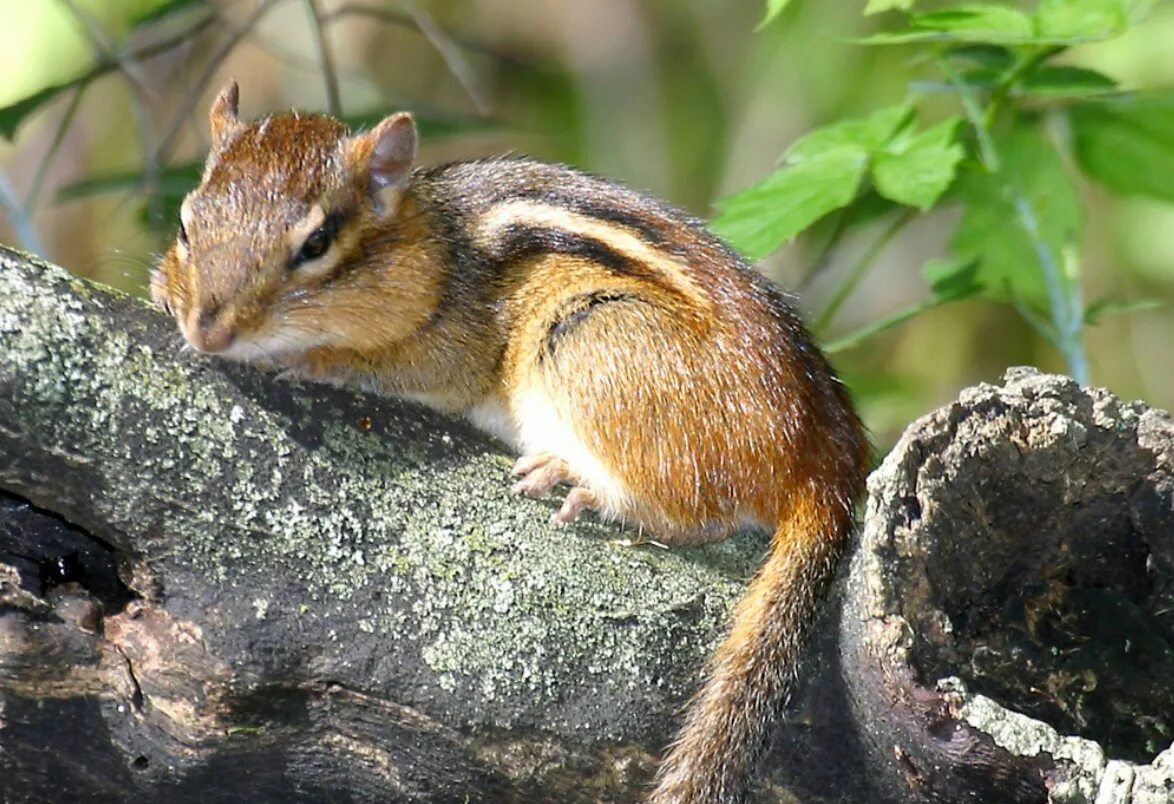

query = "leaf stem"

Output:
[[984, 45, 1063, 128], [153, 0, 281, 165], [813, 207, 916, 334], [25, 86, 85, 210], [403, 1, 490, 114], [301, 0, 342, 117], [939, 53, 999, 171], [940, 46, 1088, 384], [823, 296, 941, 354], [1007, 289, 1060, 350], [799, 206, 850, 292], [0, 169, 45, 256], [1011, 189, 1088, 383]]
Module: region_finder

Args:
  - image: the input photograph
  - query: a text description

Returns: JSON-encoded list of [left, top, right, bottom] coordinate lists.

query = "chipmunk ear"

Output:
[[349, 112, 417, 218], [210, 80, 243, 148]]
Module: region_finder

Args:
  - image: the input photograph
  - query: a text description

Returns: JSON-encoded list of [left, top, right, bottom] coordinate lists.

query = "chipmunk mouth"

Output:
[[153, 279, 334, 364], [213, 327, 333, 364], [182, 302, 239, 355]]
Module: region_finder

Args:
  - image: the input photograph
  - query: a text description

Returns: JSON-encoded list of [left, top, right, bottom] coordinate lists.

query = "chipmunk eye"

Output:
[[291, 213, 344, 269], [296, 226, 332, 265]]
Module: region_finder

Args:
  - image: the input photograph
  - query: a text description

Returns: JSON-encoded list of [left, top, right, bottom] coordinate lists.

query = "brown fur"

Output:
[[153, 83, 870, 803]]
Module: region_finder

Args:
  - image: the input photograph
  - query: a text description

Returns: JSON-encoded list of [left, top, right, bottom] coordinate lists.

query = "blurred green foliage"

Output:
[[0, 0, 1171, 446], [716, 0, 1174, 386]]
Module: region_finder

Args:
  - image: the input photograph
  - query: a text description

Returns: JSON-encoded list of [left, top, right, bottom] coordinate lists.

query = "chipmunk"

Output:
[[152, 81, 870, 803]]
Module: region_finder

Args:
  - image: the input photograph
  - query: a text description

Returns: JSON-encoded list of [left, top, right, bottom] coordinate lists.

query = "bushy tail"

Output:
[[650, 492, 851, 803]]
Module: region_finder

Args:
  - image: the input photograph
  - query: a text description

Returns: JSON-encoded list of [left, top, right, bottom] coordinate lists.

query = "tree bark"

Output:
[[1, 247, 1171, 803]]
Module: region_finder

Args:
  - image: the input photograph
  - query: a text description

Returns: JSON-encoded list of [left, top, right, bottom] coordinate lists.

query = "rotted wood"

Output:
[[840, 368, 1174, 803]]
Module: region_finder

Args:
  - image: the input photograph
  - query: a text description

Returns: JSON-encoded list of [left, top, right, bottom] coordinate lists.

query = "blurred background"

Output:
[[0, 0, 1171, 449]]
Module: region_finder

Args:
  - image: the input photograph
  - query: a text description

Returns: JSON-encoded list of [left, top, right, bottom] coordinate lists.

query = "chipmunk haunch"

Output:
[[153, 81, 870, 803]]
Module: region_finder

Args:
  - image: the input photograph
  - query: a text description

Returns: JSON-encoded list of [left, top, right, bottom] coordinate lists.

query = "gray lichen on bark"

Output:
[[943, 677, 1174, 804]]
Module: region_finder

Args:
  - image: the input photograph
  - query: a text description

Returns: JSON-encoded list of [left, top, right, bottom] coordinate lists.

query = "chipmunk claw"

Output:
[[511, 453, 573, 496], [512, 454, 599, 524], [551, 486, 600, 524]]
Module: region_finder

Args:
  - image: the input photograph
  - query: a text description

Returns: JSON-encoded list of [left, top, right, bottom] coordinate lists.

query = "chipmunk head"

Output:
[[151, 80, 424, 362]]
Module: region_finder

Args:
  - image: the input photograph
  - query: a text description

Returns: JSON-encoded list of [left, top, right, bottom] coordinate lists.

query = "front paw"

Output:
[[511, 452, 573, 496], [550, 486, 601, 525], [511, 453, 602, 525]]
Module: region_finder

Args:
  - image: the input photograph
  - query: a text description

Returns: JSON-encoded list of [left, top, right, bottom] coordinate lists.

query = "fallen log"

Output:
[[1, 247, 1171, 802]]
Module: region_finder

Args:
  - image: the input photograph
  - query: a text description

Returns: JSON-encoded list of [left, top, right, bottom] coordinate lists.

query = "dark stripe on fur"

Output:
[[491, 224, 634, 275], [510, 188, 670, 248], [544, 291, 639, 358]]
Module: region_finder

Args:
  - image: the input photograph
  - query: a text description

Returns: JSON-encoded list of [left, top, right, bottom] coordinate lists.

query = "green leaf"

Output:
[[1019, 65, 1117, 97], [57, 163, 203, 202], [914, 4, 1034, 37], [711, 149, 868, 259], [943, 43, 1014, 70], [1033, 0, 1128, 41], [872, 117, 963, 209], [712, 106, 920, 258], [922, 257, 983, 300], [1070, 92, 1174, 202], [785, 105, 913, 162], [757, 0, 793, 30], [806, 190, 899, 250], [865, 0, 916, 14], [0, 79, 85, 141], [130, 0, 208, 27], [853, 31, 942, 44], [1123, 0, 1159, 22], [857, 3, 1040, 44], [1083, 297, 1163, 325], [712, 105, 965, 257], [58, 162, 203, 232], [950, 126, 1082, 310], [956, 67, 1005, 90]]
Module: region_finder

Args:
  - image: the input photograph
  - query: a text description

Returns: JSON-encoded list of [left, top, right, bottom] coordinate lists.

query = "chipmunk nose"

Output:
[[188, 304, 236, 353]]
